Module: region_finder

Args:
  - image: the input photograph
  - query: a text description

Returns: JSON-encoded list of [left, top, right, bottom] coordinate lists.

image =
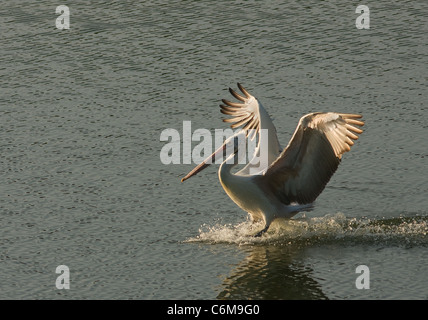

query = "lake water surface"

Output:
[[0, 0, 427, 299]]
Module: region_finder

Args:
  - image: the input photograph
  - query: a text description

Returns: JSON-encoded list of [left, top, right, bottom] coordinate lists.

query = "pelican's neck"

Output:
[[218, 153, 238, 185]]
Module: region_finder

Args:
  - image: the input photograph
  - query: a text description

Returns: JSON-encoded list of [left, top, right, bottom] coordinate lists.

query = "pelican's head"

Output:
[[181, 130, 247, 182]]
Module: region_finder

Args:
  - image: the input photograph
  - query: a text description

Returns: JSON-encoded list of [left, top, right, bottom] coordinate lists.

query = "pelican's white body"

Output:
[[220, 160, 309, 227]]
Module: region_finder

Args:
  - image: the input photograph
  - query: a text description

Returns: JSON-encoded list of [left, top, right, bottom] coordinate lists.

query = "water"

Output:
[[0, 0, 427, 299]]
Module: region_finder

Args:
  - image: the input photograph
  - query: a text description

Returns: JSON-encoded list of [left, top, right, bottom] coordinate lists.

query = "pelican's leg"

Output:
[[253, 223, 270, 237]]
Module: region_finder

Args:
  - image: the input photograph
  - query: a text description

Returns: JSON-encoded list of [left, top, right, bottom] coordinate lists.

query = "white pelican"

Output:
[[182, 84, 364, 236]]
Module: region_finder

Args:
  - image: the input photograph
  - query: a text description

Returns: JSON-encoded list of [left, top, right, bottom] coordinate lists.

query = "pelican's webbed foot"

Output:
[[253, 224, 270, 237]]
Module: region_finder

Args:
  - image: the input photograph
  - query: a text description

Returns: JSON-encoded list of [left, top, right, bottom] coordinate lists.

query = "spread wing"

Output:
[[255, 112, 364, 205], [220, 83, 282, 175], [220, 83, 261, 140]]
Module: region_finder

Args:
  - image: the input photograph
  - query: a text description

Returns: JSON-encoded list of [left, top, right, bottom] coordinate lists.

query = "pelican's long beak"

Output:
[[181, 143, 226, 182]]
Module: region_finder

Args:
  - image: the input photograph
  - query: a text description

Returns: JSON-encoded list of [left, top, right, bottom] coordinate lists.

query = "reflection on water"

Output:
[[187, 213, 428, 299], [217, 245, 327, 300]]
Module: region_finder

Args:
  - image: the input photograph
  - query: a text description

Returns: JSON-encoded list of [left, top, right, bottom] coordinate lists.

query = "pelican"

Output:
[[182, 84, 364, 237]]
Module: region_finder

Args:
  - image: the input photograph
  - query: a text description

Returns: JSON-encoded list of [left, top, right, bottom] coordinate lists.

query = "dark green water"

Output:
[[1, 1, 427, 299]]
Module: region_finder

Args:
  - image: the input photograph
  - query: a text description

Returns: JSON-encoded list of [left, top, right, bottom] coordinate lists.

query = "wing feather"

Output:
[[219, 84, 282, 174], [220, 86, 260, 133], [229, 87, 246, 101], [255, 112, 364, 205]]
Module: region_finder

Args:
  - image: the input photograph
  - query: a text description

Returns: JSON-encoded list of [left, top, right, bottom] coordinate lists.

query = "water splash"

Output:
[[185, 213, 428, 247]]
